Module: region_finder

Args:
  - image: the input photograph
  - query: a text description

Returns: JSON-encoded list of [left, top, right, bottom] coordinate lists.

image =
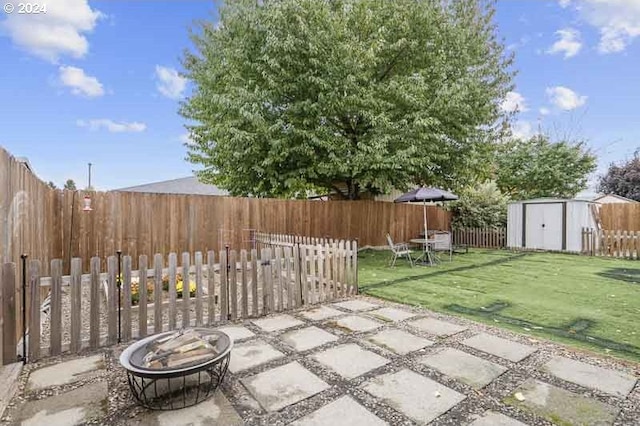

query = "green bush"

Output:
[[449, 181, 508, 229]]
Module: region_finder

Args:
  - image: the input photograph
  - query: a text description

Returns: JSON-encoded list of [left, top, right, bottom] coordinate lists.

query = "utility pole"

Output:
[[88, 162, 92, 189]]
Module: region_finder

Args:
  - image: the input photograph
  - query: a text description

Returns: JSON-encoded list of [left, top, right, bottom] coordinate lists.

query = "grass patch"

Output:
[[358, 249, 640, 362]]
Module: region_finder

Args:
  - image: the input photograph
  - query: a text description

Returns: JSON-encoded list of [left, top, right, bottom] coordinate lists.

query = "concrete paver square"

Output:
[[241, 361, 329, 412], [408, 317, 467, 337], [251, 314, 304, 332], [367, 329, 434, 355], [468, 410, 528, 426], [420, 348, 507, 389], [280, 326, 338, 352], [362, 368, 465, 424], [367, 307, 417, 322], [300, 306, 344, 321], [333, 300, 379, 312], [140, 391, 243, 426], [462, 333, 536, 362], [215, 325, 255, 342], [542, 356, 637, 398], [28, 354, 104, 390], [17, 381, 107, 426], [326, 315, 382, 333], [311, 343, 388, 379], [228, 340, 285, 373], [505, 379, 619, 426], [290, 395, 388, 426]]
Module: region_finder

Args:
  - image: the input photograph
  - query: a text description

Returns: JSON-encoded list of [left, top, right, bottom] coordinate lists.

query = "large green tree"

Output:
[[598, 153, 640, 201], [181, 0, 513, 199], [495, 135, 596, 200]]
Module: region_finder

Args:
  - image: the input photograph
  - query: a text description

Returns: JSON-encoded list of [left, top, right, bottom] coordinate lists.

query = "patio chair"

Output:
[[433, 231, 453, 261], [386, 234, 414, 267]]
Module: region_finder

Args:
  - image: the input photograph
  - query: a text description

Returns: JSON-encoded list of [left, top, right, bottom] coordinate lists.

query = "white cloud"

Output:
[[500, 91, 528, 113], [58, 66, 104, 97], [547, 28, 582, 58], [511, 121, 535, 140], [559, 0, 572, 7], [179, 133, 194, 144], [545, 86, 587, 110], [77, 119, 146, 133], [539, 107, 551, 116], [1, 0, 102, 62], [566, 0, 640, 53], [155, 66, 187, 100]]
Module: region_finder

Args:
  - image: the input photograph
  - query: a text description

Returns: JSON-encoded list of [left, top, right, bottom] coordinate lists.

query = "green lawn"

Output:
[[358, 249, 640, 362]]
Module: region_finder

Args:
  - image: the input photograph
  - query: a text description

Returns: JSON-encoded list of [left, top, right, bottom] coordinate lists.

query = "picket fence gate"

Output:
[[0, 237, 357, 365]]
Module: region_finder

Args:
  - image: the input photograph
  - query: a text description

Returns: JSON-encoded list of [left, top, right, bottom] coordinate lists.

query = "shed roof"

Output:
[[508, 197, 597, 205]]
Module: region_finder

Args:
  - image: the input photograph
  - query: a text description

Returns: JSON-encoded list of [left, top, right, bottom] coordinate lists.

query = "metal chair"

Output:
[[433, 232, 453, 261], [386, 234, 414, 267]]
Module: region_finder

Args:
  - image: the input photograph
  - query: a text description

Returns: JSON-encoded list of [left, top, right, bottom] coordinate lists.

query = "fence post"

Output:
[[20, 254, 27, 364], [117, 250, 122, 344]]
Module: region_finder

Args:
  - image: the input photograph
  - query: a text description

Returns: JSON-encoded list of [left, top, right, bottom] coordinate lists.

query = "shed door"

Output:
[[525, 203, 563, 250]]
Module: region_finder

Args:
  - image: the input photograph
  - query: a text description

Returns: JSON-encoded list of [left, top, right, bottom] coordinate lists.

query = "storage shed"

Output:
[[507, 198, 599, 252]]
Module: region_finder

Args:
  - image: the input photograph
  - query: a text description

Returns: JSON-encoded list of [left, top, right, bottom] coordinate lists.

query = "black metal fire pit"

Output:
[[119, 328, 232, 410]]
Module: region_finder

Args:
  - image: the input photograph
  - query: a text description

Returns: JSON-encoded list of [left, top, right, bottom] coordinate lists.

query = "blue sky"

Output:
[[1, 0, 639, 190]]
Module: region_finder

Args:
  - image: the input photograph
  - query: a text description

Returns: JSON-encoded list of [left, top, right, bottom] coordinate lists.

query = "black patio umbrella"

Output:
[[394, 187, 459, 239]]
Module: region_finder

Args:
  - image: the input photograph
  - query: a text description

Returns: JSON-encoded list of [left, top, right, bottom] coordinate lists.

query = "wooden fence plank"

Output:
[[122, 255, 132, 342], [274, 247, 283, 312], [107, 256, 117, 345], [352, 240, 358, 294], [251, 249, 259, 316], [220, 249, 228, 322], [70, 258, 82, 353], [49, 259, 62, 356], [299, 245, 308, 305], [338, 241, 345, 297], [317, 245, 325, 303], [332, 242, 339, 299], [207, 251, 216, 324], [292, 245, 301, 307], [240, 250, 248, 318], [89, 257, 100, 349], [308, 246, 316, 304], [229, 250, 238, 321], [2, 262, 17, 364], [28, 260, 41, 361], [284, 247, 293, 309], [138, 255, 148, 338], [154, 253, 163, 333], [168, 253, 177, 329], [181, 252, 190, 328], [195, 251, 203, 326]]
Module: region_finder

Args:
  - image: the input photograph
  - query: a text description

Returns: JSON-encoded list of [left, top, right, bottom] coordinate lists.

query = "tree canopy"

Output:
[[495, 135, 596, 200], [64, 179, 77, 191], [598, 154, 640, 201], [181, 0, 513, 199]]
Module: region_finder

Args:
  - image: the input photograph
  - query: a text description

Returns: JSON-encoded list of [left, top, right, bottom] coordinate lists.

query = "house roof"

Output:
[[115, 176, 229, 196], [592, 193, 638, 203]]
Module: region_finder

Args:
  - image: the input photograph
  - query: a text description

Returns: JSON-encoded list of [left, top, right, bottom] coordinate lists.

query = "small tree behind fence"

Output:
[[451, 228, 506, 249], [0, 236, 357, 365]]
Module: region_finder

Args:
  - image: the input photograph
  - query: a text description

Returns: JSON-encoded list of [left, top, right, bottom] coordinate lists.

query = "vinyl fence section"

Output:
[[451, 228, 506, 249], [0, 241, 357, 364], [581, 227, 640, 259]]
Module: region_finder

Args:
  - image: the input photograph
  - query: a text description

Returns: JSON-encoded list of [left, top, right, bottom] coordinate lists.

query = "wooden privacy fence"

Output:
[[0, 240, 357, 365], [600, 203, 640, 231], [451, 228, 506, 249], [581, 227, 640, 259]]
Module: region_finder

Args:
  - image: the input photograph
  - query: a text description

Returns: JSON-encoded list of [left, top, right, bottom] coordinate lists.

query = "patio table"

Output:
[[410, 238, 439, 266]]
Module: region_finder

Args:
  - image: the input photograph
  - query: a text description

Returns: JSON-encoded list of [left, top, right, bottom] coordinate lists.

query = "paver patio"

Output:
[[3, 296, 639, 425]]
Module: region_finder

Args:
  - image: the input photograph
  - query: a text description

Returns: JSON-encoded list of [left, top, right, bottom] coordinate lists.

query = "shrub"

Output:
[[449, 181, 509, 229]]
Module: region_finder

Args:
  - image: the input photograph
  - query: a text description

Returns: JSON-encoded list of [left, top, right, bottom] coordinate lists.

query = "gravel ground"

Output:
[[10, 294, 639, 426]]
